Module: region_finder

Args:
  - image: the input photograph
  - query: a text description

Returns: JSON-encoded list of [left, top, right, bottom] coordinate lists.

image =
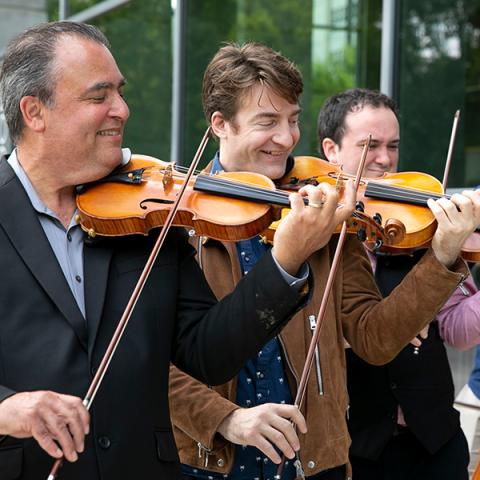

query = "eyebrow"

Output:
[[250, 108, 302, 122], [356, 138, 400, 146], [82, 78, 127, 96]]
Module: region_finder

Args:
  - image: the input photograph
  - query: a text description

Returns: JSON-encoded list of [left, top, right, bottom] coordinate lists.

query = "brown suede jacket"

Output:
[[169, 229, 467, 478]]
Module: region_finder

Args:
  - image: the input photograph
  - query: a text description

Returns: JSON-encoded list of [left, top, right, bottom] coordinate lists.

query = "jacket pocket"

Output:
[[0, 444, 23, 479], [154, 429, 179, 463]]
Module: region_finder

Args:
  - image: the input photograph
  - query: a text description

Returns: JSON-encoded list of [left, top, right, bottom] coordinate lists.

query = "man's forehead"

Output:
[[344, 106, 399, 135], [53, 37, 123, 87]]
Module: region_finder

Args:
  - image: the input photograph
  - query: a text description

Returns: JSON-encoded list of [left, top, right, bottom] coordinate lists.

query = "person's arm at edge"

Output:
[[436, 275, 480, 350]]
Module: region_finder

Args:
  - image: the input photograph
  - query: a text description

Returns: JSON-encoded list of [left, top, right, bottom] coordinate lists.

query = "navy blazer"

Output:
[[0, 157, 307, 480]]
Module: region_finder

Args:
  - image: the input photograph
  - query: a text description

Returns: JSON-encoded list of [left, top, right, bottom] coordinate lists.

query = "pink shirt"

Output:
[[436, 275, 480, 351]]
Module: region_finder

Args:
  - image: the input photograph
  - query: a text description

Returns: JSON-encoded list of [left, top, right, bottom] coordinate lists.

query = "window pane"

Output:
[[184, 0, 381, 166], [398, 1, 480, 188]]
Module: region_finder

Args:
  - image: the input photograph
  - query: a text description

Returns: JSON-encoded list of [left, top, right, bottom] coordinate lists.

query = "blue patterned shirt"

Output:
[[182, 153, 296, 480]]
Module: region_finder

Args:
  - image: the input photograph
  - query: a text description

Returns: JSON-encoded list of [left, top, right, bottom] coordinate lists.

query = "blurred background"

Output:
[[1, 1, 479, 185]]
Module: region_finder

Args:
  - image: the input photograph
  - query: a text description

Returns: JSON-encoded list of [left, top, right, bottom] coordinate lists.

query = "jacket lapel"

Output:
[[83, 238, 113, 358], [0, 158, 88, 348]]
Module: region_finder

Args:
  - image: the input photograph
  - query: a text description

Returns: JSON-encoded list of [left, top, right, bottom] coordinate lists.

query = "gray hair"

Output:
[[0, 21, 110, 144]]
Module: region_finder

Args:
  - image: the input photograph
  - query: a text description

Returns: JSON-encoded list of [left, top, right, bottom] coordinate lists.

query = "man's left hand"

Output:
[[429, 190, 480, 267]]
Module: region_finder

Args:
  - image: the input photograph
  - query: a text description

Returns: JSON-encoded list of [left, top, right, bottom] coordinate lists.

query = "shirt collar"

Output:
[[210, 151, 225, 175], [7, 149, 78, 228], [7, 149, 54, 216]]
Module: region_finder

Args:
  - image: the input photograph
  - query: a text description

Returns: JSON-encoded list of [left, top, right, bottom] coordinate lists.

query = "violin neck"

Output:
[[364, 182, 447, 206], [194, 175, 291, 207]]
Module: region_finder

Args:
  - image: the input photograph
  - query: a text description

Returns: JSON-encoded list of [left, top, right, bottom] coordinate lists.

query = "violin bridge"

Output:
[[335, 174, 345, 193], [162, 165, 174, 191]]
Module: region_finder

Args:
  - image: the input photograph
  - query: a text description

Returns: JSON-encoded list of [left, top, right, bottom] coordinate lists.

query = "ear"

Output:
[[19, 96, 46, 133], [322, 137, 340, 164], [210, 111, 229, 140]]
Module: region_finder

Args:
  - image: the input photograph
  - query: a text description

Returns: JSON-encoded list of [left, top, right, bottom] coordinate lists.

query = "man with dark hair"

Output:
[[317, 87, 473, 480], [0, 23, 360, 480], [168, 49, 480, 480]]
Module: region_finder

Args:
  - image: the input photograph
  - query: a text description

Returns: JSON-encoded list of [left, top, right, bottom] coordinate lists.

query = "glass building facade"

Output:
[[1, 0, 479, 182]]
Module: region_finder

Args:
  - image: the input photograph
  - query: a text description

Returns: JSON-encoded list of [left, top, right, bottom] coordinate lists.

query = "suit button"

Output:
[[217, 458, 224, 467], [98, 436, 111, 449]]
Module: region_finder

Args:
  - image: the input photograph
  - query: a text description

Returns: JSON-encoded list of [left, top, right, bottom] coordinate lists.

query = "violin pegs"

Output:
[[372, 239, 383, 252], [355, 201, 365, 213], [373, 212, 383, 225], [357, 228, 367, 242]]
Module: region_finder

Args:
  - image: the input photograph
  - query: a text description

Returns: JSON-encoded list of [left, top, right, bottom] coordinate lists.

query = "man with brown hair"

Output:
[[169, 44, 480, 480]]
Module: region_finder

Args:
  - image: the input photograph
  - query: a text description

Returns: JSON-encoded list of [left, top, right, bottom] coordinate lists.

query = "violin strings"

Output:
[[196, 174, 292, 204], [140, 165, 450, 206], [136, 166, 371, 218], [366, 182, 447, 205], [131, 165, 380, 234], [139, 165, 293, 204], [135, 165, 449, 218]]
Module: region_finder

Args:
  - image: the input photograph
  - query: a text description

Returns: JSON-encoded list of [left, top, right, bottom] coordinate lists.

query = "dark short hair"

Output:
[[202, 42, 303, 126], [316, 88, 398, 159], [0, 21, 109, 143]]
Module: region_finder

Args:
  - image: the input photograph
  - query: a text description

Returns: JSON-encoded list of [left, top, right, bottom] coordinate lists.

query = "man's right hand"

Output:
[[0, 391, 90, 462], [217, 403, 307, 464]]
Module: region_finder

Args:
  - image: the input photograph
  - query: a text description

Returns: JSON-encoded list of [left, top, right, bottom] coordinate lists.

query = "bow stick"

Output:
[[442, 109, 460, 190], [275, 135, 372, 480], [47, 126, 212, 480]]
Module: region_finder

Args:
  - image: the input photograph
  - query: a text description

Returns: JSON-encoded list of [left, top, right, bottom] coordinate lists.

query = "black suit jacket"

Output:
[[0, 157, 307, 479]]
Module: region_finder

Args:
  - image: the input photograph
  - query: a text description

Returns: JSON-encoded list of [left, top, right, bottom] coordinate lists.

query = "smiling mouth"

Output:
[[261, 150, 287, 157], [97, 129, 122, 137]]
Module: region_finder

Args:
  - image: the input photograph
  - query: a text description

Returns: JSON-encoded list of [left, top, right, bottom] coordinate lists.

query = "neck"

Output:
[[16, 145, 77, 228]]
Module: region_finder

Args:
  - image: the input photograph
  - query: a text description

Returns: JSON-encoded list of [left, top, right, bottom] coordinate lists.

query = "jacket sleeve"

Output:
[[341, 237, 468, 365], [169, 364, 238, 451], [171, 230, 310, 386]]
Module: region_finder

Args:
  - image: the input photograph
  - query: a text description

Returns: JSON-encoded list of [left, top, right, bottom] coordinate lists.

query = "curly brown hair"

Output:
[[202, 42, 303, 126]]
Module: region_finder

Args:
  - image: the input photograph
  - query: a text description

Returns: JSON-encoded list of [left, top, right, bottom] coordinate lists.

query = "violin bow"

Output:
[[442, 109, 460, 190], [47, 126, 212, 480], [275, 135, 372, 480]]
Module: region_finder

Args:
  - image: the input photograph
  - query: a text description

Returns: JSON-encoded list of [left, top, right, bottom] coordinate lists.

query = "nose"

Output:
[[110, 92, 130, 122], [373, 147, 393, 168], [272, 123, 298, 150]]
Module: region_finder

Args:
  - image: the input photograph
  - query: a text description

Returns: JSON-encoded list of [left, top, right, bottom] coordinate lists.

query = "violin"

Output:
[[275, 156, 480, 261], [76, 154, 396, 245]]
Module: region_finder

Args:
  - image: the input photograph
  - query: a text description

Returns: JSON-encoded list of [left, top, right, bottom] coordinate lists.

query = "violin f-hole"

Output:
[[139, 198, 175, 210]]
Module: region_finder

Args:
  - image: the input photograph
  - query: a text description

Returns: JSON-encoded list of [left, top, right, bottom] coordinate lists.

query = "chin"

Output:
[[102, 150, 123, 170], [268, 169, 287, 180]]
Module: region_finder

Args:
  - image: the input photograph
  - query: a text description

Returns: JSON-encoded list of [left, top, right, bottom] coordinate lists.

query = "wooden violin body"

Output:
[[278, 156, 447, 255], [77, 155, 280, 241], [76, 154, 394, 245]]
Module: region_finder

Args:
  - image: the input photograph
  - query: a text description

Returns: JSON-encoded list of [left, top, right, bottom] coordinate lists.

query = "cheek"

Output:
[[389, 154, 399, 171], [248, 133, 270, 152]]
